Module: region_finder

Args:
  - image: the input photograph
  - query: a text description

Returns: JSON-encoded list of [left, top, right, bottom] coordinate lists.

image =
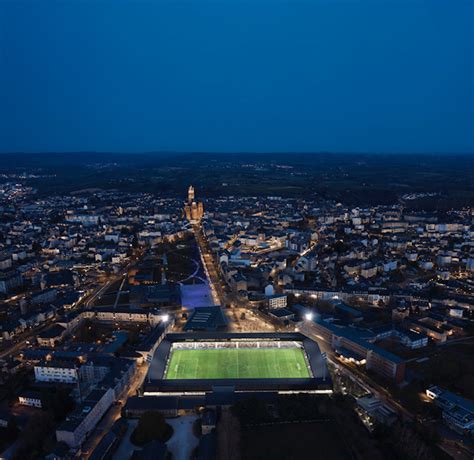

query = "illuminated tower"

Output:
[[184, 185, 204, 223], [188, 185, 195, 204]]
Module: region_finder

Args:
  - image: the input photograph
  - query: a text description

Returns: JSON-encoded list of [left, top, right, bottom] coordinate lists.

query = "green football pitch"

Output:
[[164, 347, 311, 379]]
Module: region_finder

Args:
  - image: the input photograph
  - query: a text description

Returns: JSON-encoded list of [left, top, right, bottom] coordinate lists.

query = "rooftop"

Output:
[[184, 306, 227, 331]]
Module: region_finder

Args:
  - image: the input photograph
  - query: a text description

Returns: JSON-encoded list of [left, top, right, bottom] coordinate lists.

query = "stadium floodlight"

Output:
[[162, 314, 170, 323], [305, 312, 314, 321]]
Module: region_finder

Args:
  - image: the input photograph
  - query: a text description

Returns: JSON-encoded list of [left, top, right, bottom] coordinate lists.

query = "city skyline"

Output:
[[0, 172, 473, 459]]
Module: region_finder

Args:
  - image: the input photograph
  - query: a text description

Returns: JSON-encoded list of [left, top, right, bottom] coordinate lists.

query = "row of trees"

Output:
[[231, 394, 329, 427]]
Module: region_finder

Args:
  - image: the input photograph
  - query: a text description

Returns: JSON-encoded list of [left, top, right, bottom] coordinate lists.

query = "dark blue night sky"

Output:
[[0, 0, 472, 153]]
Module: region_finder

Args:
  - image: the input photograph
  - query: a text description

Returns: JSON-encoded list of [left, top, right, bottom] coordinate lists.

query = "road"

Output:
[[194, 227, 225, 306], [0, 320, 53, 359], [195, 228, 275, 333], [194, 226, 254, 310], [112, 276, 128, 309], [86, 248, 144, 309], [84, 280, 114, 308], [438, 439, 473, 460], [81, 363, 149, 458]]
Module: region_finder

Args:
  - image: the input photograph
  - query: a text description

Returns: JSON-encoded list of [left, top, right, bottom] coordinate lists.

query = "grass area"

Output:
[[165, 348, 310, 379], [164, 237, 205, 284]]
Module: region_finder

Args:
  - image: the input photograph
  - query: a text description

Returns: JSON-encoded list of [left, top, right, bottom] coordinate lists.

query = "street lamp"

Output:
[[162, 314, 170, 323], [305, 312, 314, 322]]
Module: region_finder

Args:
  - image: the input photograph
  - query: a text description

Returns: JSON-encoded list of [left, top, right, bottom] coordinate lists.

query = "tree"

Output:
[[389, 270, 405, 283], [275, 394, 323, 421], [12, 412, 54, 460], [427, 284, 445, 301], [41, 388, 75, 421], [0, 417, 19, 450], [333, 240, 348, 254], [5, 418, 18, 438], [231, 397, 272, 426], [131, 412, 173, 446], [32, 241, 42, 253], [385, 420, 439, 460]]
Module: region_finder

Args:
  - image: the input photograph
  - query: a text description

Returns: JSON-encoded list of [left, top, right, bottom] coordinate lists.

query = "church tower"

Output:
[[184, 185, 204, 223], [188, 185, 195, 204]]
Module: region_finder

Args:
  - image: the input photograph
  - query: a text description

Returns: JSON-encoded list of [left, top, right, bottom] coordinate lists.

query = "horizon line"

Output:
[[1, 151, 473, 156]]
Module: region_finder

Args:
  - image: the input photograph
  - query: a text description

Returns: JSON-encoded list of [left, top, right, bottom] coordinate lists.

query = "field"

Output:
[[11, 153, 474, 209], [165, 347, 310, 379]]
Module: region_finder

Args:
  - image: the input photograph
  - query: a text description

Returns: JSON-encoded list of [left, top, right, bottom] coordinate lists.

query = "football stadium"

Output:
[[165, 343, 311, 380], [144, 332, 331, 397]]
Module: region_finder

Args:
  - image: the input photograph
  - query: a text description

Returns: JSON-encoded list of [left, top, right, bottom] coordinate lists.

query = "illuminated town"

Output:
[[0, 169, 472, 459], [0, 0, 472, 457]]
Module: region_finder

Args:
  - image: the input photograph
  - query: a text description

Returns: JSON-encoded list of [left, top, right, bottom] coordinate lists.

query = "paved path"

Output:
[[113, 420, 138, 460], [84, 364, 149, 458], [166, 415, 199, 460]]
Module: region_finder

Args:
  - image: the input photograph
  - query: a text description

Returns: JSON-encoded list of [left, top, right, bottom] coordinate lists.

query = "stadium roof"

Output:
[[269, 308, 294, 318], [184, 306, 227, 331], [144, 332, 332, 394]]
